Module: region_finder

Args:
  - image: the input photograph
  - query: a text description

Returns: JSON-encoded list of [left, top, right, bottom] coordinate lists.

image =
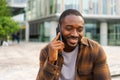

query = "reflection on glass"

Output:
[[92, 0, 98, 14], [50, 0, 57, 14], [111, 0, 116, 15], [85, 23, 100, 42], [108, 23, 120, 45], [64, 0, 80, 11], [83, 0, 89, 14], [14, 0, 27, 4], [102, 0, 107, 14], [57, 0, 61, 13]]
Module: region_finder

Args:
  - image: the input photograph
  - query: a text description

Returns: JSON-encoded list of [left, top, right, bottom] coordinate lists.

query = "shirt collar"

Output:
[[80, 37, 89, 46]]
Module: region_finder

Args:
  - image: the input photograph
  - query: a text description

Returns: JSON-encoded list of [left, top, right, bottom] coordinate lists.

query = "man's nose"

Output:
[[71, 29, 78, 36]]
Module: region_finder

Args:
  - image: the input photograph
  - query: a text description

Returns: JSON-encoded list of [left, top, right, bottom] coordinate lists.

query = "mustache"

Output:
[[67, 36, 79, 39]]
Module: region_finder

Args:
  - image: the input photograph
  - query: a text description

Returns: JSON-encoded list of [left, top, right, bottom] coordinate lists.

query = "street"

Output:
[[0, 42, 120, 80]]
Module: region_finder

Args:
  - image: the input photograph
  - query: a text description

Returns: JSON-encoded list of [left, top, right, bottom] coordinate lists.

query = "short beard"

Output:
[[62, 35, 81, 51]]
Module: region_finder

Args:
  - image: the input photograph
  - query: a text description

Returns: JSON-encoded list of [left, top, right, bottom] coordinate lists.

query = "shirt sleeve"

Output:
[[36, 48, 58, 80], [93, 45, 111, 80]]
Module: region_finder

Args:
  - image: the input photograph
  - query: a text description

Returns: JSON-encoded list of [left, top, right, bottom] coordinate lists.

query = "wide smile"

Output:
[[67, 38, 78, 44]]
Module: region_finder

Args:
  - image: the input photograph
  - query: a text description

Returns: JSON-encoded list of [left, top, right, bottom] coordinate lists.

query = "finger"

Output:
[[54, 46, 63, 50], [53, 43, 65, 50], [52, 41, 64, 47], [52, 40, 62, 44], [53, 32, 60, 41], [52, 44, 63, 48]]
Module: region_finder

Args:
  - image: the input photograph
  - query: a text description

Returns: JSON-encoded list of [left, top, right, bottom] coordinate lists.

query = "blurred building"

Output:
[[6, 0, 28, 40], [26, 0, 120, 46]]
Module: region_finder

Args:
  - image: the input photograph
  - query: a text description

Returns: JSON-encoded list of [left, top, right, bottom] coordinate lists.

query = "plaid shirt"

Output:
[[36, 37, 111, 80]]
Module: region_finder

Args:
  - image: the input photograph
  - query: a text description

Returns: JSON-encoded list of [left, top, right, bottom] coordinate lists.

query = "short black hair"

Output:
[[58, 9, 84, 25]]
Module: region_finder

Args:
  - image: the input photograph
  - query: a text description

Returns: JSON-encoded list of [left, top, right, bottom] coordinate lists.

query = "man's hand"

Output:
[[48, 32, 64, 64]]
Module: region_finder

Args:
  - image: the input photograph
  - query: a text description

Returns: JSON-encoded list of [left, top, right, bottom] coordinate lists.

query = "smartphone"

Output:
[[56, 24, 62, 41]]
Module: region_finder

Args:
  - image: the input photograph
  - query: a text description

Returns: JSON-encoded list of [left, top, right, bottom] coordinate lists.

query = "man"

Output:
[[36, 9, 111, 80]]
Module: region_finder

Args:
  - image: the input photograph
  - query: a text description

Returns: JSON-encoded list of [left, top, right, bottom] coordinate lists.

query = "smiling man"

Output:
[[36, 9, 111, 80]]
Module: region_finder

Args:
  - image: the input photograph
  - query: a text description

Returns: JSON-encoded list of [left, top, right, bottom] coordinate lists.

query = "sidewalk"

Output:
[[103, 46, 120, 80], [0, 42, 120, 80], [0, 42, 47, 80]]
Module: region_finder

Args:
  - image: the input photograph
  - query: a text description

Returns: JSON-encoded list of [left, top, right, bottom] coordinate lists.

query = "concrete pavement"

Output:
[[103, 46, 120, 80], [0, 42, 47, 80], [0, 42, 120, 80]]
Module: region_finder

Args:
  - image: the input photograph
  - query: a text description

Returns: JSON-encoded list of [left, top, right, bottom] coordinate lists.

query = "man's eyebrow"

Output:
[[65, 25, 73, 27], [79, 26, 83, 27]]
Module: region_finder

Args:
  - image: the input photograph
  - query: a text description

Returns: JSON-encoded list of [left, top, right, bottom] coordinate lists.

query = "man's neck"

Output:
[[64, 45, 77, 52]]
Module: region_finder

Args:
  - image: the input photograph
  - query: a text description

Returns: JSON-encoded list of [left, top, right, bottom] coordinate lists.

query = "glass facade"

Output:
[[29, 22, 50, 42], [27, 0, 57, 20], [92, 0, 98, 14], [102, 0, 107, 14], [56, 0, 62, 13], [38, 0, 57, 16], [14, 0, 27, 4], [6, 0, 11, 3], [27, 0, 120, 45], [85, 22, 100, 42], [83, 0, 99, 14], [111, 0, 116, 15], [27, 0, 120, 18], [108, 23, 120, 45], [27, 0, 120, 19], [50, 0, 57, 14], [83, 0, 89, 14], [27, 0, 36, 19], [64, 0, 80, 10]]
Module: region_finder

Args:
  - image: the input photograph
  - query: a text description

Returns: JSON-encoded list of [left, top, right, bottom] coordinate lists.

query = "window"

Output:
[[102, 0, 107, 14], [83, 0, 89, 14], [64, 0, 80, 11], [92, 0, 98, 14], [14, 0, 27, 4], [108, 23, 120, 45], [111, 0, 116, 15], [85, 22, 100, 42], [50, 0, 57, 14]]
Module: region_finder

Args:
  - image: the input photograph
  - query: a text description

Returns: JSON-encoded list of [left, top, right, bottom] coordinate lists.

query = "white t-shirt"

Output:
[[59, 45, 78, 80]]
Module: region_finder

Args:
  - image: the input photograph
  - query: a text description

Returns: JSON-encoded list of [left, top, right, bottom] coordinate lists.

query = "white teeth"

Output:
[[68, 38, 78, 43]]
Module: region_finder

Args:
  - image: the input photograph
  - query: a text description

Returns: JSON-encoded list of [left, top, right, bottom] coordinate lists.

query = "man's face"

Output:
[[61, 14, 84, 48]]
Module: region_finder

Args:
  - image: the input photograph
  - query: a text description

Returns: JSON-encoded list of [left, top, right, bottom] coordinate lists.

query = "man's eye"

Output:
[[66, 26, 72, 31], [77, 27, 83, 32]]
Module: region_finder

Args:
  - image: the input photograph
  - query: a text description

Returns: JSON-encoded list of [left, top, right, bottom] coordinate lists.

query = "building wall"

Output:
[[7, 0, 28, 40], [27, 0, 120, 46], [7, 0, 27, 7]]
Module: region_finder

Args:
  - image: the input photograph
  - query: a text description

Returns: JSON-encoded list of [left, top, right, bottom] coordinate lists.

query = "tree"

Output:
[[0, 0, 20, 41], [0, 17, 20, 39], [0, 0, 12, 16]]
